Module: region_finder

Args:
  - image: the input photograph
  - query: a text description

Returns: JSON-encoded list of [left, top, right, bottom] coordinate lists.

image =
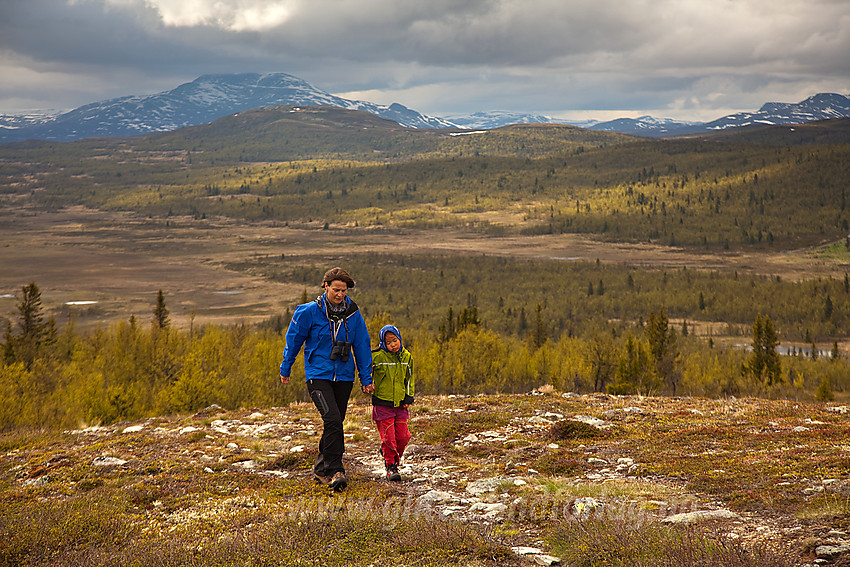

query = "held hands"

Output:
[[361, 383, 375, 394]]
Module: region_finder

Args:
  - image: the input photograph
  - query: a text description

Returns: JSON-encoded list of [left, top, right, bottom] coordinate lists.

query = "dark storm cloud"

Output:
[[0, 0, 848, 119]]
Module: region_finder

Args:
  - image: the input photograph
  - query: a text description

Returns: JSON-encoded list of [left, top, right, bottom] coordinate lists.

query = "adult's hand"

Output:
[[280, 374, 290, 385], [362, 383, 375, 394]]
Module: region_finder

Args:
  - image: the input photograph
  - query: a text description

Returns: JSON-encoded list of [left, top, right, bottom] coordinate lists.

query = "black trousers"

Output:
[[307, 379, 354, 476]]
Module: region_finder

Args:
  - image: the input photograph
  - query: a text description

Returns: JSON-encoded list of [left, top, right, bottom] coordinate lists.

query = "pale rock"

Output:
[[24, 476, 49, 486], [588, 457, 608, 465], [419, 490, 457, 504], [462, 434, 479, 443], [122, 425, 144, 433], [816, 544, 850, 559], [252, 423, 279, 436], [226, 443, 239, 450], [466, 477, 508, 495], [572, 497, 603, 517], [469, 502, 507, 518], [513, 546, 545, 555], [233, 460, 256, 469], [547, 443, 560, 449], [289, 445, 305, 453], [572, 415, 606, 428], [480, 430, 503, 438], [247, 412, 264, 420], [603, 407, 644, 417], [528, 416, 553, 425], [93, 456, 127, 466], [179, 426, 199, 434], [662, 509, 740, 524], [793, 426, 811, 432]]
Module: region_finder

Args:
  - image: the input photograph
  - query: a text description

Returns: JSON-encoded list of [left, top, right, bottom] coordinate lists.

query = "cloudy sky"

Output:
[[1, 0, 849, 122]]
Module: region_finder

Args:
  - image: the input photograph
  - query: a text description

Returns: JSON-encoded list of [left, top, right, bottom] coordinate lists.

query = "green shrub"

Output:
[[550, 419, 606, 440]]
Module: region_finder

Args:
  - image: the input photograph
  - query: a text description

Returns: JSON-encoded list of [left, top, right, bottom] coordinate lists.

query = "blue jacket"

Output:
[[280, 295, 373, 385]]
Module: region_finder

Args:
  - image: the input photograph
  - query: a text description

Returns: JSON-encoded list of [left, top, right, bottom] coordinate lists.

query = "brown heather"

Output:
[[1, 393, 846, 566]]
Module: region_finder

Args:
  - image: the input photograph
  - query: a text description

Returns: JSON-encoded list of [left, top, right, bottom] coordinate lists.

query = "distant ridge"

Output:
[[0, 73, 455, 143], [0, 71, 847, 142], [588, 93, 850, 137]]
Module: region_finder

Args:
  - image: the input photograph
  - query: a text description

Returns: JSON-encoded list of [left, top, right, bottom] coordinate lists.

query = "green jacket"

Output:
[[371, 347, 414, 407]]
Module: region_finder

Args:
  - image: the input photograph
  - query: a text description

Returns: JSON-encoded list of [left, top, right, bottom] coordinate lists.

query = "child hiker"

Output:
[[368, 324, 414, 482]]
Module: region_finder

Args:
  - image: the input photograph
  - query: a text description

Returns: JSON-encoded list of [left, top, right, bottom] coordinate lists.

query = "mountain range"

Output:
[[588, 93, 850, 136], [0, 72, 848, 142]]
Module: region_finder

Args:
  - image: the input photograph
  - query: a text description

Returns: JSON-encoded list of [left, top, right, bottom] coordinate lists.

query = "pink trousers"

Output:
[[375, 415, 411, 465]]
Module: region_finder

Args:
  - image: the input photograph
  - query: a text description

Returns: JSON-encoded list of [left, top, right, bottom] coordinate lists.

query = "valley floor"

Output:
[[1, 205, 847, 331]]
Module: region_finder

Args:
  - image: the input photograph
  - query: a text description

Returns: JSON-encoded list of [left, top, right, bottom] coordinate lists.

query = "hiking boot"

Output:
[[386, 463, 401, 482], [329, 471, 347, 491], [313, 472, 330, 485]]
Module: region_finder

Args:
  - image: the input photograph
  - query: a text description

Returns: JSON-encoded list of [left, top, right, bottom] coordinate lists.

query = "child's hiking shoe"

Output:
[[329, 471, 347, 492], [386, 463, 401, 482]]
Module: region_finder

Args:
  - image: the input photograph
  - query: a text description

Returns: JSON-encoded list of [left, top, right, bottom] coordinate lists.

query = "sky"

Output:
[[1, 0, 849, 122]]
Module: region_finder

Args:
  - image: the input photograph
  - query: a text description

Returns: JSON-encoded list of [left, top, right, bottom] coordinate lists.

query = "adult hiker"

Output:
[[279, 267, 374, 491]]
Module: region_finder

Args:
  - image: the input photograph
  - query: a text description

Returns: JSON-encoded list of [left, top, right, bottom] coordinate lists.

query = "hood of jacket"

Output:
[[378, 324, 402, 351]]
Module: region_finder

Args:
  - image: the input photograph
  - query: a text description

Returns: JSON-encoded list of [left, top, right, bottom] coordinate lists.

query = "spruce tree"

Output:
[[154, 290, 170, 329], [12, 282, 54, 366]]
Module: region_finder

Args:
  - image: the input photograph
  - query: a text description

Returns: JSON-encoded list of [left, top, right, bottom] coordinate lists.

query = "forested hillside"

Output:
[[2, 108, 849, 248]]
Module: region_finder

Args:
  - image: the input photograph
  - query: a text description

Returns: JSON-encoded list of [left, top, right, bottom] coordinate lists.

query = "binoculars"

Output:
[[330, 340, 351, 362]]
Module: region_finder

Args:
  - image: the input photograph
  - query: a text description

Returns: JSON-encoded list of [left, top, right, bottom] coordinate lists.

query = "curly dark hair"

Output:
[[322, 267, 356, 289]]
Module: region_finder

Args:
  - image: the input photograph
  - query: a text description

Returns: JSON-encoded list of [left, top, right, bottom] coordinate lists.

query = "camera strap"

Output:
[[318, 295, 351, 343]]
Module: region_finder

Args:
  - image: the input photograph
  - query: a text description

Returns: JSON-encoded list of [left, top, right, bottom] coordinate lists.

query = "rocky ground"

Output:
[[4, 391, 849, 566]]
